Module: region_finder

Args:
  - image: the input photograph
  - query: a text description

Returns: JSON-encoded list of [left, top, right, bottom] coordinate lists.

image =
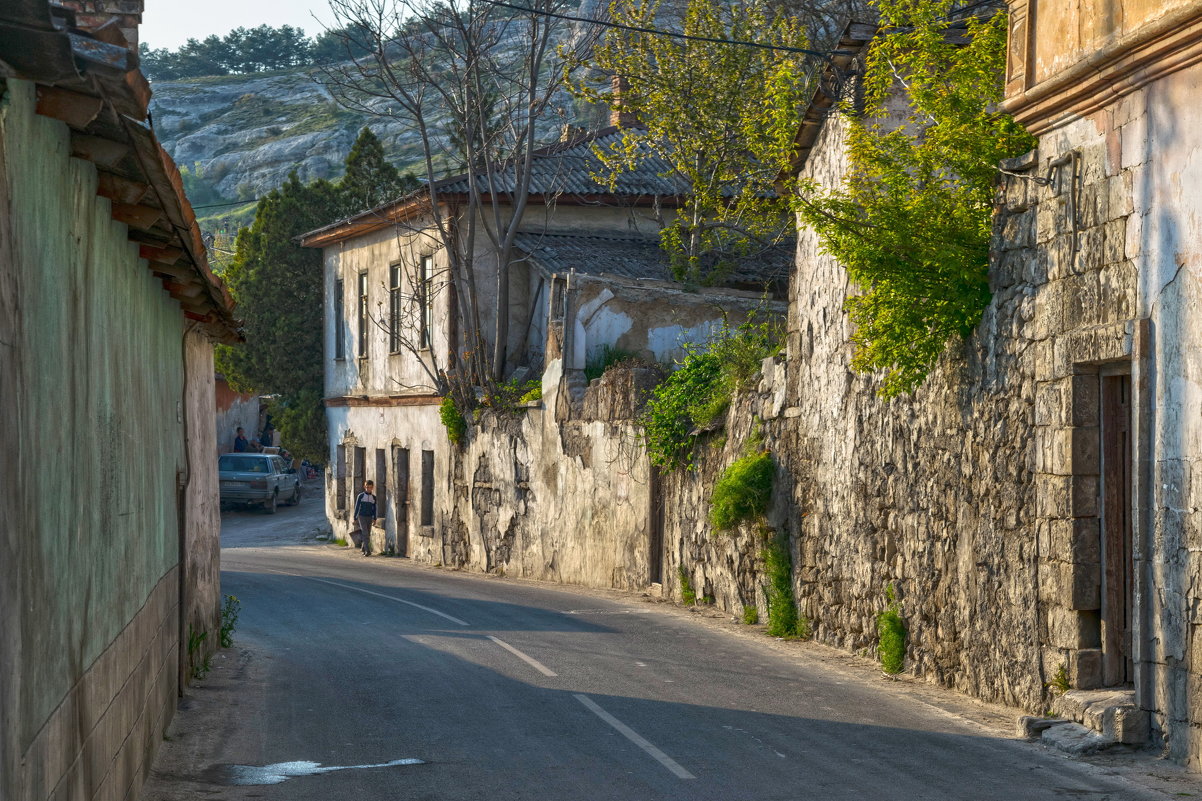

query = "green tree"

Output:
[[568, 0, 812, 284], [796, 0, 1035, 396], [338, 127, 419, 216], [216, 173, 338, 462]]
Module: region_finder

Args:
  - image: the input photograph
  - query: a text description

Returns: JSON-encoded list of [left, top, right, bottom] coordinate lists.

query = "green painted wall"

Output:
[[0, 79, 186, 750]]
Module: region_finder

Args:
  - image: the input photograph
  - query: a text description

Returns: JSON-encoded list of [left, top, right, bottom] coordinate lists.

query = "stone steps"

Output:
[[1017, 689, 1148, 756]]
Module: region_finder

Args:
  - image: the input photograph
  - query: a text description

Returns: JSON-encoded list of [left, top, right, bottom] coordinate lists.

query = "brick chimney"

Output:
[[56, 1, 144, 49], [609, 74, 639, 129]]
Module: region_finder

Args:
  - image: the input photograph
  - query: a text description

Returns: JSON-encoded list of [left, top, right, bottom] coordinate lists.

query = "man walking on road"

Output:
[[354, 480, 377, 556]]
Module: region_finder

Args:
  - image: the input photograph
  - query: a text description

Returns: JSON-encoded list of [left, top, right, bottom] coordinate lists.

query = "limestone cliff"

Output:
[[149, 69, 418, 205]]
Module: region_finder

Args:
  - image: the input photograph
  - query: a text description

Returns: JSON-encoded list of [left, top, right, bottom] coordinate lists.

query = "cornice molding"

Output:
[[1003, 2, 1202, 134]]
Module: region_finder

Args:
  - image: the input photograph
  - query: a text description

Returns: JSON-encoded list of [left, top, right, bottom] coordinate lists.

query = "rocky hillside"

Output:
[[150, 69, 419, 207]]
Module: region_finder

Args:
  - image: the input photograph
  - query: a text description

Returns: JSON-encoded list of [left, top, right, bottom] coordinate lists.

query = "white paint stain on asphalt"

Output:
[[573, 694, 695, 780], [487, 635, 558, 676], [217, 758, 424, 785]]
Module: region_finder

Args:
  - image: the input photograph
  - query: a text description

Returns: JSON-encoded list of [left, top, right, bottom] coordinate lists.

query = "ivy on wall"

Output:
[[797, 0, 1036, 396]]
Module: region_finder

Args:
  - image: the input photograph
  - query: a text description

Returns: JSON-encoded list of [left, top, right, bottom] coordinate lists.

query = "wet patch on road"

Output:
[[203, 758, 424, 785]]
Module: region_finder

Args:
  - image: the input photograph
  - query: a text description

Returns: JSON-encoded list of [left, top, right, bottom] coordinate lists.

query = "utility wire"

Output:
[[477, 0, 851, 57]]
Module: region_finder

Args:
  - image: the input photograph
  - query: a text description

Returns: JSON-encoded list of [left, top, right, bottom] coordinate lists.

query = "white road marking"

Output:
[[221, 758, 423, 786], [487, 635, 557, 676], [303, 576, 470, 626], [573, 694, 695, 780]]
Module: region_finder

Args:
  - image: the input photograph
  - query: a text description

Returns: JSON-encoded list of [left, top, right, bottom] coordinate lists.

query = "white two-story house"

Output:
[[301, 126, 788, 560]]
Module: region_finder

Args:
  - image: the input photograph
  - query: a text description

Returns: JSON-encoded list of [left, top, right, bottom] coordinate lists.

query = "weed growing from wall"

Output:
[[1049, 663, 1070, 695], [742, 605, 759, 625], [709, 449, 774, 531], [643, 316, 781, 470], [762, 528, 807, 638], [440, 396, 468, 445], [187, 626, 212, 680], [678, 565, 697, 606], [585, 345, 641, 382], [877, 583, 907, 675], [220, 594, 241, 648]]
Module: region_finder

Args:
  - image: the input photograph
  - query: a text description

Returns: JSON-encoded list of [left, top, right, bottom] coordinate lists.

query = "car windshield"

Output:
[[219, 456, 268, 473]]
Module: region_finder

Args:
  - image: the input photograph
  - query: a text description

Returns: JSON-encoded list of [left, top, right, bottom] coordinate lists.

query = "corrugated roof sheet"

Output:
[[513, 231, 792, 292]]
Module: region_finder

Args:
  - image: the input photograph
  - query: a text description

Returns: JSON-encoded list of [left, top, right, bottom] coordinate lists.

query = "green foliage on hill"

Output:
[[797, 0, 1036, 397], [139, 23, 374, 82]]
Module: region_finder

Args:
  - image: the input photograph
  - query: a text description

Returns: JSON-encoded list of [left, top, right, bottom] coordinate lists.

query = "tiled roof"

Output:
[[437, 127, 689, 198], [512, 231, 792, 292]]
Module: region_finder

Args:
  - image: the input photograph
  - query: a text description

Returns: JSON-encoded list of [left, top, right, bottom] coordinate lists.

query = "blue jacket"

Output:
[[354, 491, 377, 518]]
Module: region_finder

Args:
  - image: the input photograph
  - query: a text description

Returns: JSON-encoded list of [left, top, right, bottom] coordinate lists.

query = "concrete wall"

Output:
[[214, 376, 259, 455], [0, 78, 218, 801]]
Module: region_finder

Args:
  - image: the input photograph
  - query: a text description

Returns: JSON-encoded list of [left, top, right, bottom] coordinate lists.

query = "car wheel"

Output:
[[289, 483, 302, 505], [265, 491, 278, 514]]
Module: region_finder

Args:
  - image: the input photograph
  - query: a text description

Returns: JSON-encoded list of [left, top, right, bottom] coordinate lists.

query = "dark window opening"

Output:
[[357, 271, 369, 359], [419, 255, 434, 349], [375, 448, 388, 513], [389, 263, 402, 353], [334, 278, 345, 360], [394, 446, 409, 557], [335, 446, 347, 510], [421, 449, 434, 526]]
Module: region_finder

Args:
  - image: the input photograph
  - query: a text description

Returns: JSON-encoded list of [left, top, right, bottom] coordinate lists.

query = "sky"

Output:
[[140, 0, 335, 50]]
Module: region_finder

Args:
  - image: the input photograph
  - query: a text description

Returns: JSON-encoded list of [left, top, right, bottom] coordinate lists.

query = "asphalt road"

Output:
[[144, 498, 1200, 800]]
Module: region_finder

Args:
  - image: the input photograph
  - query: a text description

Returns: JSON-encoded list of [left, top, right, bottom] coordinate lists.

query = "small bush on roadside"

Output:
[[742, 605, 759, 625], [678, 565, 697, 606], [220, 594, 241, 648], [877, 583, 907, 675], [762, 528, 806, 639]]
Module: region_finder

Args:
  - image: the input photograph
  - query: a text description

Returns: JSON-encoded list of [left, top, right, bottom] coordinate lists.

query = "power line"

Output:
[[477, 0, 851, 57], [192, 198, 262, 210]]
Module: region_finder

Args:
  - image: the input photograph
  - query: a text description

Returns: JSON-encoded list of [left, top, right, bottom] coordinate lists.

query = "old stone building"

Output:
[[301, 129, 786, 562], [1001, 0, 1202, 763], [0, 2, 239, 799]]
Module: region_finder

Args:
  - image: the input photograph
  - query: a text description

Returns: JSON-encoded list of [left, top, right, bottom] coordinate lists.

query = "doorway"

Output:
[[1100, 371, 1133, 686], [648, 465, 664, 585]]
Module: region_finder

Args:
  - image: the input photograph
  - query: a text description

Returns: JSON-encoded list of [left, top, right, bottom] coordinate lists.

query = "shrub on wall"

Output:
[[642, 316, 781, 470], [440, 396, 467, 445], [709, 450, 774, 531]]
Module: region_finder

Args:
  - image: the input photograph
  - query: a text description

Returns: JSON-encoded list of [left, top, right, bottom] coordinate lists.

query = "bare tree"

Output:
[[319, 0, 601, 402]]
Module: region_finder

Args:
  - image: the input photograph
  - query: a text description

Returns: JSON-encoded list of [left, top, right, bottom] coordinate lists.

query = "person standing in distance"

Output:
[[354, 480, 377, 556]]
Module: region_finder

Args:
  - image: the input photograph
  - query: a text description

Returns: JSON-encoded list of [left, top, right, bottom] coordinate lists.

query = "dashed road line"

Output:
[[487, 635, 558, 676], [573, 694, 695, 780]]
